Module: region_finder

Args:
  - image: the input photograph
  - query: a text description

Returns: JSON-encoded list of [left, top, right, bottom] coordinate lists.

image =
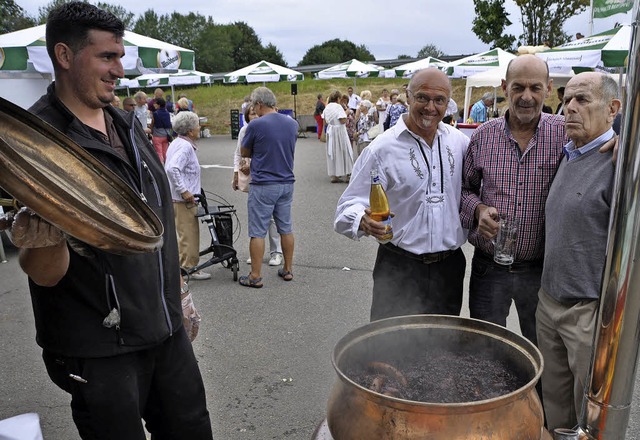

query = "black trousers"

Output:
[[370, 244, 466, 321], [43, 327, 213, 440]]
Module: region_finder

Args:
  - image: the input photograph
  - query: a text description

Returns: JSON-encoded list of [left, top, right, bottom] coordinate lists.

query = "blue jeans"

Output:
[[468, 250, 542, 345], [247, 183, 294, 237]]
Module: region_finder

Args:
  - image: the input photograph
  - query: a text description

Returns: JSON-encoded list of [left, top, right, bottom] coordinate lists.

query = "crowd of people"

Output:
[[316, 86, 418, 183], [0, 2, 625, 437]]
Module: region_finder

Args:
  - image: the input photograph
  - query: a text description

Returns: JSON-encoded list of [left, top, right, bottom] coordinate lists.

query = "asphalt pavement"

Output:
[[1, 133, 640, 439]]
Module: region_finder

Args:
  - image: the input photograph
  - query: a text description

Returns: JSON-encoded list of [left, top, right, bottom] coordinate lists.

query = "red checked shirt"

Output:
[[460, 112, 567, 262]]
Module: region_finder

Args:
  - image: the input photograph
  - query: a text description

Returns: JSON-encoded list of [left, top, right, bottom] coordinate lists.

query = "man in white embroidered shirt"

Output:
[[334, 68, 470, 321]]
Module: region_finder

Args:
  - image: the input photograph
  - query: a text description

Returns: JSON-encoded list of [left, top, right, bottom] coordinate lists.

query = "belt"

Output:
[[383, 243, 457, 265], [475, 251, 543, 271]]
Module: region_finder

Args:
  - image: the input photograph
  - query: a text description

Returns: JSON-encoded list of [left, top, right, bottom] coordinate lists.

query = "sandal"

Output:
[[278, 268, 294, 281], [239, 275, 263, 288]]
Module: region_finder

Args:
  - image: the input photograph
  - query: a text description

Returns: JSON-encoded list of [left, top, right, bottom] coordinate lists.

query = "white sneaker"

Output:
[[246, 257, 252, 264], [190, 271, 211, 280], [268, 253, 283, 266]]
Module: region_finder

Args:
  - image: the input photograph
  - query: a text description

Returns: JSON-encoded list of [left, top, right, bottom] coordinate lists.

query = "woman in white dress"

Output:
[[322, 90, 354, 183]]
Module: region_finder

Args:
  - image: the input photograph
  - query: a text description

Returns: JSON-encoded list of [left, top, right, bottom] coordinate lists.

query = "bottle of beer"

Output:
[[369, 168, 393, 244]]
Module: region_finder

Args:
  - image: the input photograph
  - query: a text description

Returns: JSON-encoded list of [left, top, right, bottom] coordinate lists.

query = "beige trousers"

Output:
[[536, 287, 598, 431], [173, 202, 200, 269]]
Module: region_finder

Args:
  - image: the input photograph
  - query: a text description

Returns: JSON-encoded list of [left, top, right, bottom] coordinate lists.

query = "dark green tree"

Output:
[[228, 21, 268, 68], [194, 24, 236, 73], [262, 43, 286, 66], [517, 0, 589, 47], [396, 54, 412, 59], [35, 0, 68, 24], [1, 0, 35, 33], [472, 0, 589, 48], [95, 2, 135, 29], [133, 10, 162, 40], [35, 1, 133, 27], [416, 44, 445, 59], [299, 39, 375, 65], [516, 0, 589, 47], [158, 12, 211, 51], [472, 0, 516, 50]]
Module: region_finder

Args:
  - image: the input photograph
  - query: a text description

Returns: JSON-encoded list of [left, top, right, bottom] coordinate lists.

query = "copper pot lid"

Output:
[[0, 96, 163, 254]]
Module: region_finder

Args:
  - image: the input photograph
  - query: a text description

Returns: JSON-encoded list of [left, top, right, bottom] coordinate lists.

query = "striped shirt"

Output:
[[460, 112, 567, 261]]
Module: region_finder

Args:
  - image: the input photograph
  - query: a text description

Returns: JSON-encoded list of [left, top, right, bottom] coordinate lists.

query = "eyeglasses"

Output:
[[409, 91, 448, 107]]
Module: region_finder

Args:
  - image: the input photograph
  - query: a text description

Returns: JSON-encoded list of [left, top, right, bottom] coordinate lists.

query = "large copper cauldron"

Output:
[[327, 315, 545, 439]]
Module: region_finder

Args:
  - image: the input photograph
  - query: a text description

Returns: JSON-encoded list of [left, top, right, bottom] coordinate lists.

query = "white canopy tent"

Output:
[[0, 24, 195, 77], [315, 59, 384, 87], [536, 25, 631, 74], [222, 60, 303, 84], [382, 57, 445, 78], [117, 70, 211, 101], [0, 25, 196, 108], [445, 48, 517, 78]]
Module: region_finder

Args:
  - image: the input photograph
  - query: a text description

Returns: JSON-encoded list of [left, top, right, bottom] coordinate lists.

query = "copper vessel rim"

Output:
[[331, 314, 544, 409]]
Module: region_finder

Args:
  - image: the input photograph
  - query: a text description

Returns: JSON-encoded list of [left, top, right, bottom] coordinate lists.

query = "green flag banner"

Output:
[[593, 0, 633, 18]]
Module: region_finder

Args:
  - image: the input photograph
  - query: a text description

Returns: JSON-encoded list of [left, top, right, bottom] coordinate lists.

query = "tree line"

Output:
[[2, 0, 588, 73]]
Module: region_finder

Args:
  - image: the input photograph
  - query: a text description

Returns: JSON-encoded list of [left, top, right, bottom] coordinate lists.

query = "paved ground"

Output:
[[1, 133, 639, 439]]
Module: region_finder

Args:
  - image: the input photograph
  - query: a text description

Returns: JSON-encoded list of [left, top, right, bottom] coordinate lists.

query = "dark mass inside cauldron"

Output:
[[335, 320, 537, 405], [346, 349, 527, 403]]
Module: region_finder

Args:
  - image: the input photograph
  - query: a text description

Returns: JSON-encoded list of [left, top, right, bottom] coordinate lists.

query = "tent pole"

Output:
[[589, 0, 594, 36], [463, 86, 472, 122]]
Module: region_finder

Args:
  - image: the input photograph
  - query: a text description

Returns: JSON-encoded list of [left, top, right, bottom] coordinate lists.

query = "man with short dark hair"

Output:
[[240, 86, 298, 288], [1, 2, 213, 438], [536, 72, 620, 431]]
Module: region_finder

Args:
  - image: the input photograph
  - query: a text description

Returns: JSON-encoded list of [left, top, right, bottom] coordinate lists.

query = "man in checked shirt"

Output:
[[460, 55, 614, 345]]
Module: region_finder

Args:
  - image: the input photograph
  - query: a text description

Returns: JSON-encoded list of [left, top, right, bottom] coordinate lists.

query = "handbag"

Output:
[[238, 158, 251, 192], [367, 124, 382, 139], [383, 113, 391, 131]]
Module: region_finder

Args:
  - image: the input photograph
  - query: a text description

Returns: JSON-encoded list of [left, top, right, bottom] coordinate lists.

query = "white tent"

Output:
[[117, 70, 211, 88], [536, 25, 631, 74], [117, 70, 211, 100], [463, 66, 574, 121], [0, 25, 195, 77], [315, 59, 384, 87], [445, 48, 517, 78], [0, 25, 196, 108], [383, 57, 445, 78], [222, 60, 303, 84]]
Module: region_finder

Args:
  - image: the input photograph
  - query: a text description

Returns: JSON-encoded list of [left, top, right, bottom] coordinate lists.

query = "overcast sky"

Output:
[[15, 0, 633, 67]]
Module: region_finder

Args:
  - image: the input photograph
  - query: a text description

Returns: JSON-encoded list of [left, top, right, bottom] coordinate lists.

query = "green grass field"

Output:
[[128, 76, 561, 135]]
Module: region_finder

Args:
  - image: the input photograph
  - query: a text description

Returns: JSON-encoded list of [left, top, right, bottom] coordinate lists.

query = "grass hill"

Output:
[[128, 76, 562, 135]]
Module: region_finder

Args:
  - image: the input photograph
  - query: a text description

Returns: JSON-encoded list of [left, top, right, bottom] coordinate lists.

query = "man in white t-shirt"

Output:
[[347, 86, 361, 113]]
